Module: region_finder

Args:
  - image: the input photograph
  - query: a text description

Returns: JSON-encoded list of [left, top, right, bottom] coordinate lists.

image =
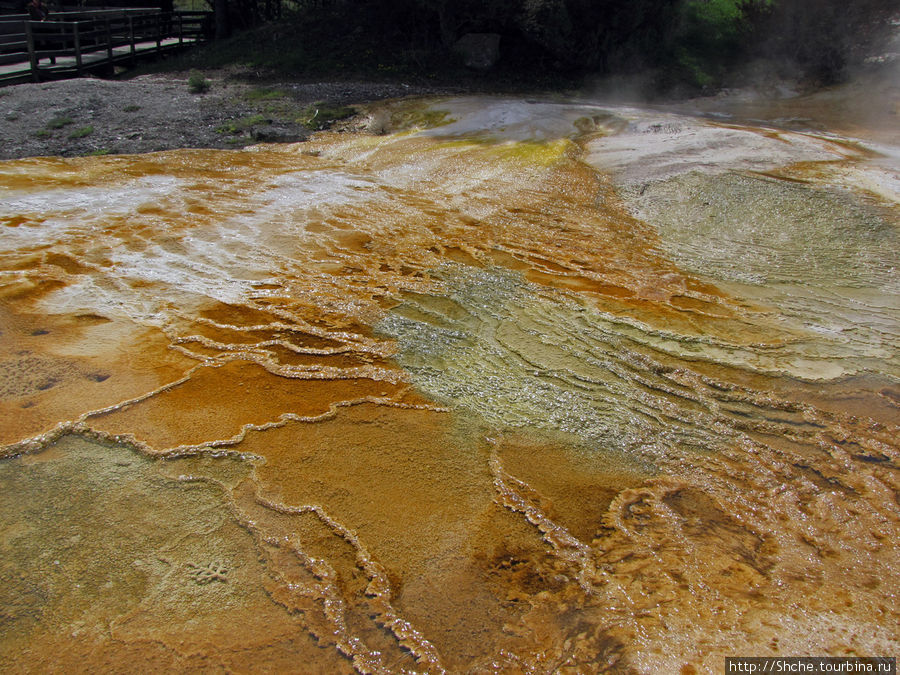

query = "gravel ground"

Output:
[[0, 73, 456, 160], [2, 65, 894, 162]]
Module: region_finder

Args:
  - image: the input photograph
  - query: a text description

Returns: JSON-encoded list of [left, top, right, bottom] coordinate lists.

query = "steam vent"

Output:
[[2, 95, 898, 672]]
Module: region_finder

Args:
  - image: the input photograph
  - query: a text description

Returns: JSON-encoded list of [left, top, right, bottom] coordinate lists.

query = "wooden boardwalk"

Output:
[[0, 8, 210, 85]]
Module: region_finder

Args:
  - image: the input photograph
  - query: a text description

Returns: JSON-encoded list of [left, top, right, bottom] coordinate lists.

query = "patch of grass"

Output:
[[215, 113, 269, 135], [87, 148, 111, 156], [46, 116, 74, 129], [299, 102, 356, 131], [123, 104, 141, 112], [34, 129, 51, 138], [261, 102, 288, 115], [243, 87, 287, 101], [187, 70, 210, 94], [389, 105, 451, 132], [68, 125, 94, 139]]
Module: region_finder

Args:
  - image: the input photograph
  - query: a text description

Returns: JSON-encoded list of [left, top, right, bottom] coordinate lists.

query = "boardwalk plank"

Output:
[[0, 9, 208, 85]]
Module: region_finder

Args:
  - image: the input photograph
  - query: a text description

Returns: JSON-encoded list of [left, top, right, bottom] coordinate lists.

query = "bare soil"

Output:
[[0, 72, 457, 160]]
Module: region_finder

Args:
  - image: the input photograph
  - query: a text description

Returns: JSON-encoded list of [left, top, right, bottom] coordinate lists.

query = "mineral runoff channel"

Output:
[[0, 95, 898, 673]]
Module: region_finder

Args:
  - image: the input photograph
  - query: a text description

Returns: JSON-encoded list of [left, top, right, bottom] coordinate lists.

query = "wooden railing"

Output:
[[0, 8, 210, 84]]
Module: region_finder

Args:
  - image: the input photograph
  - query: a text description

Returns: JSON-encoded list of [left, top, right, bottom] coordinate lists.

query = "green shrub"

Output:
[[244, 88, 287, 101], [46, 116, 73, 129], [187, 71, 211, 94], [215, 114, 268, 135], [68, 125, 94, 139]]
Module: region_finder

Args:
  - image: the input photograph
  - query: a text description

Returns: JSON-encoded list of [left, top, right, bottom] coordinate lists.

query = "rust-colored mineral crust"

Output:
[[1, 97, 897, 672]]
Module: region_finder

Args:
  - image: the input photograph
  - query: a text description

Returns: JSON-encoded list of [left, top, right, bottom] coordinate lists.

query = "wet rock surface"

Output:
[[1, 90, 898, 671]]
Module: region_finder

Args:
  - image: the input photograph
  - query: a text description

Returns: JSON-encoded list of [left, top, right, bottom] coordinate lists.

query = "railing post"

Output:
[[24, 20, 40, 82], [178, 13, 183, 45], [73, 21, 82, 75], [128, 15, 136, 65], [156, 12, 162, 54], [105, 18, 113, 66], [55, 22, 64, 61]]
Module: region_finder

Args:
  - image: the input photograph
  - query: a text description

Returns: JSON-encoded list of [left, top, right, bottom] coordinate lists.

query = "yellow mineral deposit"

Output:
[[1, 95, 897, 673]]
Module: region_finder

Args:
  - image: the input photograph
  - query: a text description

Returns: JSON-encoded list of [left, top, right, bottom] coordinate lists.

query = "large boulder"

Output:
[[453, 33, 501, 70]]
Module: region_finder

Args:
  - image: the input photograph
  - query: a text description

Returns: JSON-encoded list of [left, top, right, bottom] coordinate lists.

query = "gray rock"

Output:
[[453, 33, 501, 70], [251, 126, 307, 143]]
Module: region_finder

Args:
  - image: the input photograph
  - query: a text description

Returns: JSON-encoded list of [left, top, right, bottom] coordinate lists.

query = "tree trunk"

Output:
[[214, 0, 230, 39], [437, 2, 456, 48]]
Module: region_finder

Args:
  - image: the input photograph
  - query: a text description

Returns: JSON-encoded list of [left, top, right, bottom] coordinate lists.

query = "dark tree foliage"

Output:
[[515, 0, 683, 70], [263, 0, 897, 87], [300, 0, 686, 71], [744, 0, 898, 84]]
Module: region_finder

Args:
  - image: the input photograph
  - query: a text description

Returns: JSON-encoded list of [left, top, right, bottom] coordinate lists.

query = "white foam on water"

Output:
[[0, 175, 182, 246], [585, 113, 844, 185], [28, 169, 387, 323], [418, 97, 618, 142], [250, 170, 378, 215]]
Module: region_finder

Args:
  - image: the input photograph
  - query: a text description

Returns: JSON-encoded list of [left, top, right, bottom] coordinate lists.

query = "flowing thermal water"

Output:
[[1, 96, 898, 673]]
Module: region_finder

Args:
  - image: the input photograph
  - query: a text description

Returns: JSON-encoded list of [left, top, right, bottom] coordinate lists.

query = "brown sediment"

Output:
[[686, 357, 900, 429], [243, 405, 525, 668], [493, 432, 648, 542], [89, 360, 422, 452], [479, 427, 900, 671], [0, 305, 195, 447], [0, 435, 357, 674], [247, 405, 489, 570], [199, 301, 291, 327]]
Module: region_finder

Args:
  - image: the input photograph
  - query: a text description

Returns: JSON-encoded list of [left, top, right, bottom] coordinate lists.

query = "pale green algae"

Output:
[[377, 263, 823, 461], [627, 171, 897, 288], [627, 171, 900, 379], [0, 435, 264, 654]]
